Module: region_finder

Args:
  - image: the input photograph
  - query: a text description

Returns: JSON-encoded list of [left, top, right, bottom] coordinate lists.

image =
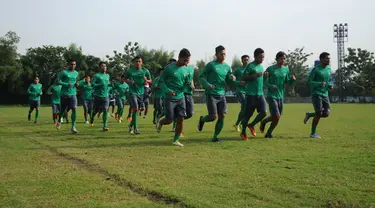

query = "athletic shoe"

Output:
[[28, 114, 31, 121], [85, 121, 89, 124], [304, 113, 310, 124], [310, 134, 321, 139], [111, 113, 114, 117], [211, 138, 222, 143], [259, 122, 265, 133], [134, 129, 140, 135], [56, 122, 61, 130], [71, 127, 78, 134], [171, 128, 175, 132], [233, 124, 238, 131], [90, 123, 94, 127], [33, 121, 37, 124], [143, 116, 147, 119], [265, 134, 273, 139], [240, 134, 248, 141], [197, 116, 204, 132], [128, 125, 133, 134], [172, 141, 184, 147], [118, 119, 122, 123], [156, 119, 162, 133], [103, 127, 109, 132], [247, 124, 256, 136], [237, 125, 242, 132], [60, 118, 63, 123]]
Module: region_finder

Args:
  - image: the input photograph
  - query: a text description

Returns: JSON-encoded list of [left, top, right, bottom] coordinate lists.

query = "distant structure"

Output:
[[333, 23, 348, 102]]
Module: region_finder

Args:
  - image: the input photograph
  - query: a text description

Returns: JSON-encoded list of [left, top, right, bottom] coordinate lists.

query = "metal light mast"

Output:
[[333, 23, 348, 102]]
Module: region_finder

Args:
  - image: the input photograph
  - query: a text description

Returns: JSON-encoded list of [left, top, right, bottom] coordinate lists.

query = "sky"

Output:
[[1, 0, 374, 70]]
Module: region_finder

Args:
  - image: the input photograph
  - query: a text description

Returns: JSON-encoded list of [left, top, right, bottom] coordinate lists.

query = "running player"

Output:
[[260, 51, 296, 138], [27, 76, 43, 124], [233, 54, 250, 131], [151, 68, 163, 124], [197, 45, 236, 142], [56, 60, 79, 133], [109, 80, 116, 117], [240, 48, 266, 140], [125, 56, 152, 134], [156, 48, 191, 146], [89, 62, 111, 131], [114, 75, 129, 123], [78, 75, 93, 124], [303, 52, 332, 138], [140, 84, 151, 119], [47, 79, 62, 125]]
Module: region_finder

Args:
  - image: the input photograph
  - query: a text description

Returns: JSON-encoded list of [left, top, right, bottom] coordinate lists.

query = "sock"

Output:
[[261, 116, 272, 125], [311, 116, 319, 135], [174, 121, 183, 142], [35, 110, 39, 121], [119, 107, 124, 118], [132, 111, 138, 129], [201, 115, 212, 123], [266, 117, 279, 135], [213, 119, 224, 139], [173, 120, 177, 129], [71, 110, 76, 128], [235, 111, 242, 125], [250, 113, 266, 127], [308, 112, 316, 118], [103, 110, 108, 127]]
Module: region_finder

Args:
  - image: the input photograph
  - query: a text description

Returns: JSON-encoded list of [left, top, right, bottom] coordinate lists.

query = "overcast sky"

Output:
[[1, 0, 374, 70]]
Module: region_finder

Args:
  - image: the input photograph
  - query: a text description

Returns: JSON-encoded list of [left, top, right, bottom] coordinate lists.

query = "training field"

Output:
[[0, 103, 374, 208]]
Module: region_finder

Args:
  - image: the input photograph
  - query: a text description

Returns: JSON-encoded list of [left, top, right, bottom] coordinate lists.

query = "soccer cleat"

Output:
[[60, 118, 64, 123], [265, 134, 273, 139], [259, 122, 265, 133], [211, 138, 222, 143], [56, 122, 61, 130], [172, 141, 184, 147], [71, 127, 78, 134], [310, 134, 321, 139], [247, 124, 256, 136], [171, 128, 175, 132], [103, 127, 109, 132], [233, 124, 238, 131], [34, 121, 37, 124], [118, 119, 122, 123], [240, 134, 248, 141], [304, 113, 310, 124], [197, 116, 204, 132], [134, 129, 140, 135], [28, 114, 31, 121], [90, 123, 94, 127], [156, 119, 162, 133], [143, 116, 146, 119], [85, 121, 89, 124], [237, 125, 242, 132], [127, 117, 132, 122]]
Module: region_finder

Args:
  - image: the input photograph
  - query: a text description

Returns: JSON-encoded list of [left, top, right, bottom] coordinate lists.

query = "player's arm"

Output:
[[58, 71, 69, 87], [26, 85, 36, 96], [144, 70, 152, 84], [263, 67, 275, 89], [91, 75, 102, 88], [47, 85, 53, 95], [159, 69, 173, 95], [285, 68, 296, 85], [39, 84, 43, 95], [307, 68, 324, 87], [225, 68, 235, 84], [199, 63, 213, 89], [124, 71, 134, 85], [242, 64, 261, 81]]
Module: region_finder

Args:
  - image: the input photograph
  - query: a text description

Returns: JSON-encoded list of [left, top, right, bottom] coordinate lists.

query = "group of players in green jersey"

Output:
[[26, 46, 332, 146]]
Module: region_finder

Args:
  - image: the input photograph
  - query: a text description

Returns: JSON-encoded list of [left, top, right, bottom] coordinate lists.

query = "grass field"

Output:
[[1, 103, 375, 208]]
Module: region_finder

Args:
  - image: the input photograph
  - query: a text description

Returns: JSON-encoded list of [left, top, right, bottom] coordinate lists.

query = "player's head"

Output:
[[168, 58, 177, 64], [276, 51, 286, 66], [34, 76, 39, 84], [177, 48, 191, 66], [241, 55, 250, 66], [319, 52, 330, 66], [156, 68, 163, 76], [215, 45, 226, 62], [120, 74, 126, 83], [253, 48, 265, 64], [99, 61, 107, 73], [133, 56, 143, 69], [85, 75, 91, 82], [68, 60, 76, 70]]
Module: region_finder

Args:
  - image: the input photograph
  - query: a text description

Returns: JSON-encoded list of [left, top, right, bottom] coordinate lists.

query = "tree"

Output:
[[194, 59, 206, 88], [231, 56, 242, 71], [137, 47, 174, 77], [106, 42, 139, 77]]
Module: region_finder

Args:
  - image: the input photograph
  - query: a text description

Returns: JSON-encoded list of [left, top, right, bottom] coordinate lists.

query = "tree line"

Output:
[[1, 31, 374, 104]]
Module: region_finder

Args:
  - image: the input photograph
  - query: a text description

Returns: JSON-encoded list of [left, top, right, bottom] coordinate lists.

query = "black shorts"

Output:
[[266, 97, 283, 117], [61, 95, 77, 111], [164, 97, 186, 121], [236, 92, 246, 106], [312, 95, 330, 114], [93, 96, 110, 111], [29, 100, 40, 110], [154, 97, 163, 111], [83, 100, 93, 111], [52, 104, 60, 114], [245, 95, 267, 116], [116, 98, 126, 109], [129, 94, 143, 110], [184, 94, 194, 118], [206, 95, 227, 115]]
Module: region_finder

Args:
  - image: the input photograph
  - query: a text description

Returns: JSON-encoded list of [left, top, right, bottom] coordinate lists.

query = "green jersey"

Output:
[[115, 82, 129, 100], [27, 83, 43, 101], [308, 65, 332, 97], [47, 84, 61, 104], [199, 61, 233, 96], [183, 66, 195, 95], [92, 73, 110, 98], [233, 67, 246, 94], [125, 68, 151, 95], [264, 65, 294, 99], [243, 62, 264, 96], [152, 76, 163, 99], [58, 68, 79, 96], [160, 63, 188, 100], [78, 80, 93, 101]]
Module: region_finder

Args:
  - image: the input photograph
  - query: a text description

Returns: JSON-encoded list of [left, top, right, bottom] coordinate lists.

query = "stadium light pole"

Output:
[[333, 23, 348, 102]]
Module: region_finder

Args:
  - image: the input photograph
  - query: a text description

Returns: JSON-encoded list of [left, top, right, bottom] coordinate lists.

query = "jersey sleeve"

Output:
[[199, 63, 212, 89], [285, 68, 295, 85], [263, 67, 275, 88], [307, 68, 322, 87], [58, 71, 69, 87], [159, 68, 172, 94]]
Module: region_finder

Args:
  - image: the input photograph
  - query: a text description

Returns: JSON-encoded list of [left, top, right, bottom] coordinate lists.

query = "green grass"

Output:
[[1, 103, 375, 208]]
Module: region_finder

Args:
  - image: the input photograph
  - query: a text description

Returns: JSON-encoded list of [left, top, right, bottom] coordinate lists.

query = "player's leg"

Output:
[[127, 107, 132, 122], [264, 98, 281, 138], [90, 97, 100, 126], [156, 98, 174, 132], [212, 96, 227, 142], [248, 96, 267, 135], [143, 99, 149, 118], [152, 98, 158, 124], [185, 94, 194, 120], [83, 100, 89, 123], [240, 96, 256, 140], [56, 97, 67, 129], [310, 95, 323, 138], [102, 97, 110, 131], [28, 101, 34, 121], [52, 104, 57, 124], [33, 100, 40, 124], [198, 95, 218, 132], [260, 97, 275, 133], [234, 93, 246, 131], [128, 95, 138, 134], [70, 96, 78, 133], [172, 98, 186, 146]]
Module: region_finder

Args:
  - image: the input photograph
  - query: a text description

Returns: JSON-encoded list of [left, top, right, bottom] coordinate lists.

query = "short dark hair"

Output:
[[99, 61, 106, 67], [319, 52, 330, 60], [34, 76, 39, 79], [178, 48, 191, 58], [254, 48, 264, 58], [120, 75, 125, 79], [85, 74, 90, 78], [133, 55, 143, 62], [169, 58, 177, 63], [276, 51, 286, 60], [215, 45, 225, 54], [68, 59, 76, 63], [241, 55, 250, 60]]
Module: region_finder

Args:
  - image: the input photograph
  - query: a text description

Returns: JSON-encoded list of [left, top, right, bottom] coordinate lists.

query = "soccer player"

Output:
[[240, 48, 266, 140], [56, 60, 79, 133], [140, 84, 151, 119], [260, 51, 296, 138], [27, 76, 43, 124], [233, 54, 250, 131], [197, 45, 236, 142], [109, 81, 116, 117], [125, 56, 152, 134], [114, 75, 129, 123], [90, 62, 111, 131], [47, 79, 62, 125], [151, 68, 163, 124], [78, 75, 93, 124], [303, 52, 333, 138], [156, 48, 191, 147]]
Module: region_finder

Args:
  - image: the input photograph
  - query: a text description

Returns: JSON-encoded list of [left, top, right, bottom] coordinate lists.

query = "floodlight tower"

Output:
[[333, 23, 348, 102]]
